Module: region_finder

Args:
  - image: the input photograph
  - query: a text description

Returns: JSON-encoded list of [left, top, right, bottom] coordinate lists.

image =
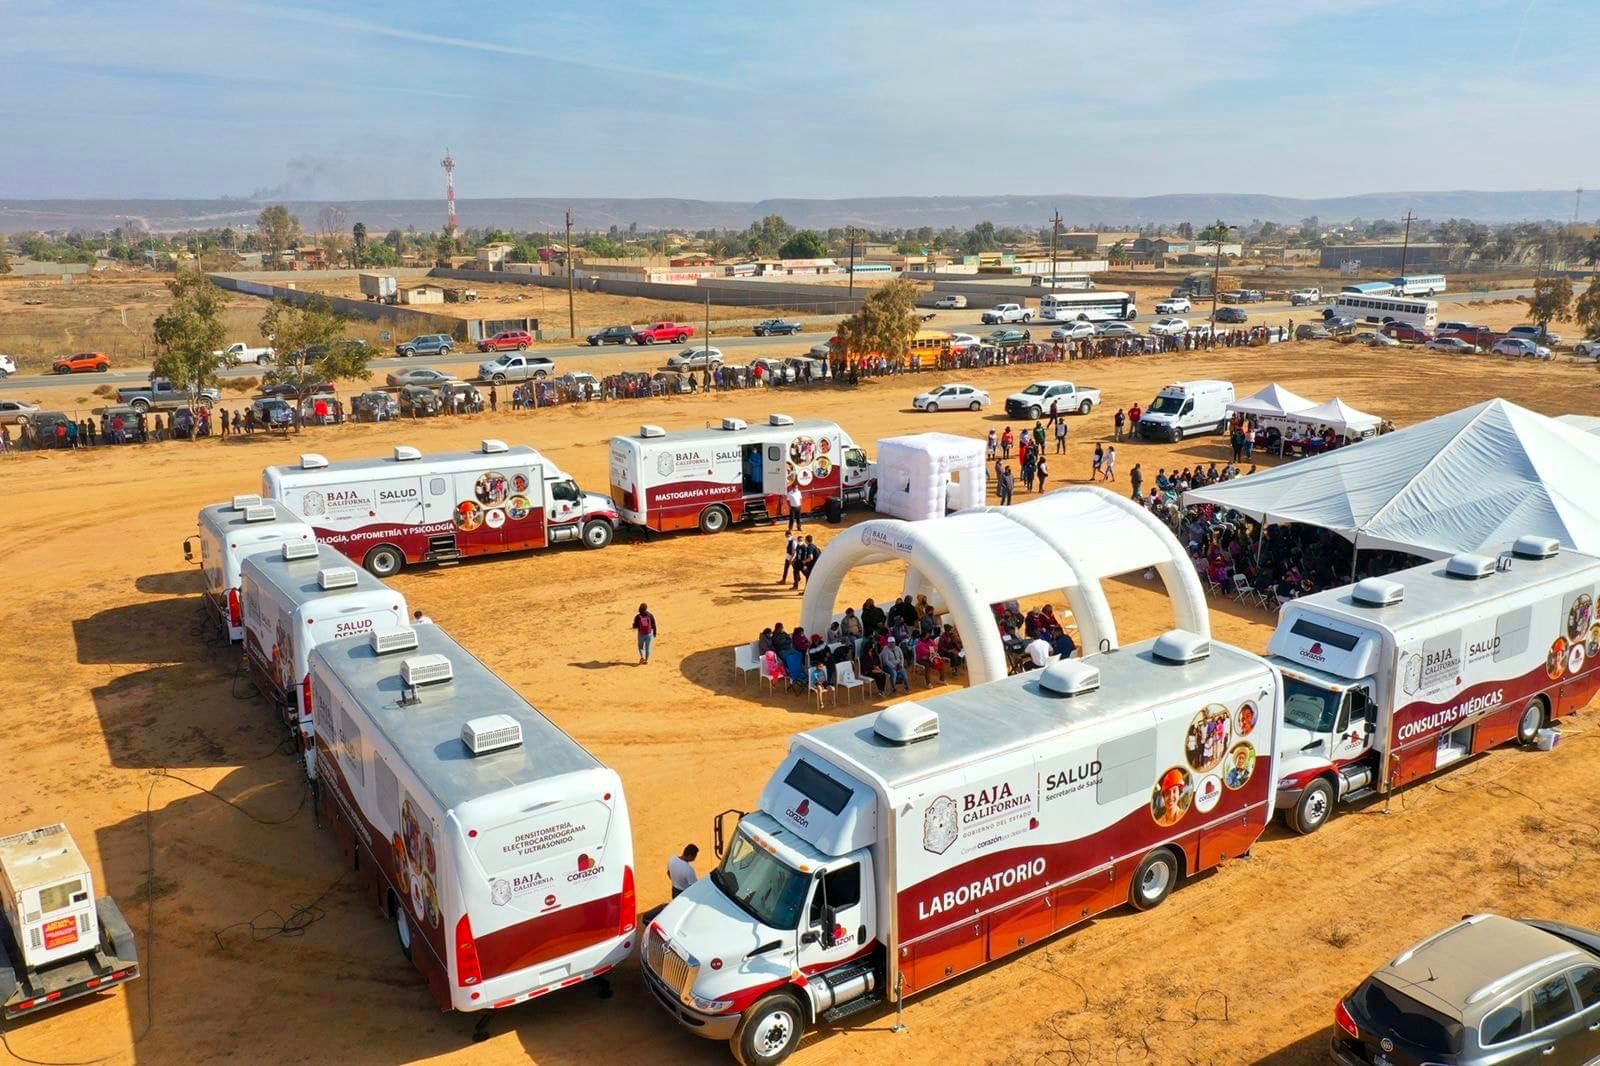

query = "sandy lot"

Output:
[[3, 343, 1600, 1066]]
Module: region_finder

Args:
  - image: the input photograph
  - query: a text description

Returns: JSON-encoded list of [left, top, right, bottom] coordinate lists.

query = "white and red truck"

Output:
[[309, 623, 636, 1029], [608, 415, 873, 535], [184, 494, 316, 642], [263, 440, 617, 577], [1269, 535, 1600, 833], [643, 630, 1281, 1065]]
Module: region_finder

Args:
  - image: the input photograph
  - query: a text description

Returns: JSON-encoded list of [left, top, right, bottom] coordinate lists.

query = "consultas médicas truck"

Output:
[[644, 631, 1280, 1065], [1269, 535, 1600, 833]]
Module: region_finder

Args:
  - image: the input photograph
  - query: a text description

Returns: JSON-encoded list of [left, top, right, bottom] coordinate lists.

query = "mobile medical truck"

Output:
[[184, 494, 316, 642], [263, 440, 617, 577], [309, 625, 636, 1020], [644, 631, 1280, 1065], [608, 415, 873, 535], [1135, 380, 1235, 442], [240, 542, 409, 772], [1269, 536, 1600, 833]]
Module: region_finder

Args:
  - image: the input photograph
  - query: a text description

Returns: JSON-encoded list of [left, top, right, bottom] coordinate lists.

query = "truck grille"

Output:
[[645, 929, 697, 998]]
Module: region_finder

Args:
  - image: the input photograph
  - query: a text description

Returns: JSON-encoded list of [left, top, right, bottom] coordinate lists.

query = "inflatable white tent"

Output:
[[873, 432, 988, 522]]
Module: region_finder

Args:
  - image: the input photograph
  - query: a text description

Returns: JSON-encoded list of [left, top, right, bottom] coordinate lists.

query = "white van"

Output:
[[1136, 380, 1235, 442], [240, 542, 409, 773], [185, 495, 316, 642], [932, 294, 967, 309]]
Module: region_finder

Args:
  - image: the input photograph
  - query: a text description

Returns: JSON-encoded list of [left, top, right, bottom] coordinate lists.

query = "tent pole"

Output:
[[1350, 533, 1360, 583]]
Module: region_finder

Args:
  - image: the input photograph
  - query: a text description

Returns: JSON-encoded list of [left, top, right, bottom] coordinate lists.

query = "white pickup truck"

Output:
[[1289, 288, 1322, 306], [214, 342, 275, 366], [477, 351, 556, 384], [1004, 380, 1101, 418], [980, 303, 1034, 324]]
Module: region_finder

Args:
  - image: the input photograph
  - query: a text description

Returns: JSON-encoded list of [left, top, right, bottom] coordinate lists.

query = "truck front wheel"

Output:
[[365, 545, 405, 577], [1516, 698, 1546, 747], [1129, 849, 1180, 911], [1289, 777, 1335, 835], [582, 520, 614, 549], [731, 992, 805, 1066]]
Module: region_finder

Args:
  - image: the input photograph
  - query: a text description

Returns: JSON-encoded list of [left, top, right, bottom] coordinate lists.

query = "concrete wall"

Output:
[[208, 273, 466, 338], [428, 268, 867, 314]]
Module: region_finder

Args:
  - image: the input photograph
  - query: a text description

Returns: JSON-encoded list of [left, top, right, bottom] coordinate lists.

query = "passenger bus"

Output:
[[1326, 292, 1438, 329], [1388, 273, 1447, 296], [1039, 290, 1137, 322], [1028, 274, 1096, 291], [1339, 281, 1397, 297]]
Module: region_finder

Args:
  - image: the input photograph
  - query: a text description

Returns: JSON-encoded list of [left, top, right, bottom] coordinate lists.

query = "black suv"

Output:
[[587, 325, 636, 346]]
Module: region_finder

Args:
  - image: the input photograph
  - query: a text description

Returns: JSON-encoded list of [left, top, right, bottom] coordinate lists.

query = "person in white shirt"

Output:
[[786, 485, 804, 532], [412, 610, 434, 625], [668, 844, 700, 898], [1025, 635, 1053, 670]]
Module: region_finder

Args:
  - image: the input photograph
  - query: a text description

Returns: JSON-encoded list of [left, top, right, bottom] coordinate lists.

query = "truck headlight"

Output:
[[688, 993, 735, 1013]]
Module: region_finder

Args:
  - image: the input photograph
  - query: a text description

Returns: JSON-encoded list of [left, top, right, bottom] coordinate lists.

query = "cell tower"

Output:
[[440, 149, 457, 234]]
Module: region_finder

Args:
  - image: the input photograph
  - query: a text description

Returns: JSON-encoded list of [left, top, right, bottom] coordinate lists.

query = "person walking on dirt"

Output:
[[632, 603, 658, 665], [1103, 445, 1117, 482], [1131, 463, 1144, 501], [1035, 455, 1050, 494], [1092, 442, 1103, 480], [997, 465, 1014, 506], [780, 532, 799, 585], [1055, 417, 1068, 454], [489, 386, 498, 413], [1114, 408, 1126, 441], [1001, 426, 1014, 459], [786, 484, 804, 531], [669, 844, 699, 898]]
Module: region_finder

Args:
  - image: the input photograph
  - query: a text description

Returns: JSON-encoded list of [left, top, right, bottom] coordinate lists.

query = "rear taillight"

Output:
[[620, 865, 636, 935], [456, 913, 482, 987], [301, 674, 313, 722], [1334, 999, 1360, 1039], [228, 588, 242, 627]]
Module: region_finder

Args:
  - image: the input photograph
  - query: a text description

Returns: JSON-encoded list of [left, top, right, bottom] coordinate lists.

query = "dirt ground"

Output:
[[3, 344, 1600, 1066]]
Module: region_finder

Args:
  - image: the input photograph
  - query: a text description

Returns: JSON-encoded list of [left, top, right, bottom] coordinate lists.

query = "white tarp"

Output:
[[874, 432, 988, 522], [1556, 414, 1600, 436], [1226, 383, 1316, 419], [1181, 399, 1600, 558], [1286, 396, 1381, 436]]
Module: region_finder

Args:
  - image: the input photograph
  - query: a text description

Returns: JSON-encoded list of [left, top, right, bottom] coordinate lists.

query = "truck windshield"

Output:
[[711, 831, 810, 931], [1283, 676, 1341, 733], [1147, 395, 1185, 415], [1020, 384, 1048, 396]]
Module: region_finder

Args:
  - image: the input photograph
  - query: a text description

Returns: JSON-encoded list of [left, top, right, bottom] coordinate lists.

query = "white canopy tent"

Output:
[[873, 432, 987, 522], [799, 486, 1207, 686], [1556, 413, 1600, 436], [1182, 399, 1600, 559], [1226, 383, 1316, 421], [1287, 396, 1381, 437]]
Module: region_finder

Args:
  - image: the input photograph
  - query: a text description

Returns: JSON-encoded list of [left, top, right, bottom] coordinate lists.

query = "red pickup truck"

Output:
[[631, 321, 694, 345]]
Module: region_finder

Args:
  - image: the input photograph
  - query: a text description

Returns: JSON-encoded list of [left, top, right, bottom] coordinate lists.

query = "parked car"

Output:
[[985, 328, 1030, 347], [1095, 321, 1137, 337], [1447, 325, 1503, 350], [557, 371, 603, 399], [1508, 323, 1562, 345], [1295, 324, 1332, 340], [475, 330, 532, 352], [747, 357, 794, 383], [258, 380, 332, 400], [752, 319, 802, 336], [980, 303, 1033, 325], [667, 347, 724, 369], [394, 333, 455, 357], [0, 399, 40, 425], [912, 384, 989, 412], [1004, 380, 1101, 418], [1492, 337, 1553, 360], [1380, 321, 1434, 343], [214, 342, 274, 366], [398, 383, 443, 416], [116, 376, 222, 414], [1436, 320, 1481, 336], [1331, 914, 1600, 1066], [932, 294, 967, 309], [351, 390, 400, 422], [52, 352, 110, 374], [586, 325, 637, 346], [1155, 297, 1191, 314], [632, 321, 695, 345], [1290, 288, 1322, 305], [1049, 322, 1095, 341], [477, 352, 554, 383], [0, 354, 16, 378], [1218, 291, 1247, 304], [386, 367, 454, 387], [1426, 336, 1480, 354], [1149, 317, 1189, 337], [1353, 330, 1401, 347], [1324, 315, 1358, 335], [250, 397, 297, 430], [1239, 289, 1265, 303], [948, 332, 981, 349], [1575, 338, 1600, 358], [1212, 307, 1249, 324]]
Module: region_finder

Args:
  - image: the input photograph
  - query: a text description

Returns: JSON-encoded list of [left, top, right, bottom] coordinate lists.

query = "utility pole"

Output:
[[565, 210, 576, 340], [1397, 210, 1416, 279], [847, 227, 857, 299], [1048, 210, 1062, 290], [1209, 221, 1225, 348]]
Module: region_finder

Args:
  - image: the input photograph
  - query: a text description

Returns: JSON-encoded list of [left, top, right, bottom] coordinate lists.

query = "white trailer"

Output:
[[607, 415, 873, 535], [264, 440, 618, 577], [184, 494, 316, 642], [240, 542, 409, 773], [359, 273, 398, 303], [309, 625, 636, 1020], [643, 631, 1280, 1065], [1269, 535, 1600, 833]]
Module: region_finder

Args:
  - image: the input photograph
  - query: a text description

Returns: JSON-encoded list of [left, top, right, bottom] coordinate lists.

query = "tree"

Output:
[[1107, 240, 1130, 265], [363, 241, 399, 267], [1527, 276, 1574, 344], [352, 222, 368, 267], [834, 278, 919, 362], [0, 238, 9, 274], [1574, 284, 1600, 340], [777, 230, 827, 260], [259, 298, 368, 417], [257, 205, 300, 269], [150, 273, 229, 427], [961, 221, 999, 255], [745, 214, 793, 257]]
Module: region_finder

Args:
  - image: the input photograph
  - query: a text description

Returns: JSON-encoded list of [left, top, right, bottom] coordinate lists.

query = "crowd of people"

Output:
[[755, 593, 968, 700]]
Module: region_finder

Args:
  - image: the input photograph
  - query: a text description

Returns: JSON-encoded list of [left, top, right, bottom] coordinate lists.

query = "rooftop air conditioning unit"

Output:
[[875, 703, 939, 744], [639, 425, 666, 438], [768, 413, 795, 426], [1445, 553, 1495, 580], [318, 566, 359, 590], [300, 454, 329, 470], [371, 628, 419, 654], [1352, 577, 1404, 607], [243, 505, 277, 523], [481, 439, 509, 454], [1512, 535, 1559, 560], [401, 654, 453, 687], [1038, 660, 1101, 696], [282, 541, 319, 561], [232, 494, 263, 510], [1151, 630, 1211, 665], [720, 417, 748, 432], [461, 714, 523, 756], [393, 446, 422, 462]]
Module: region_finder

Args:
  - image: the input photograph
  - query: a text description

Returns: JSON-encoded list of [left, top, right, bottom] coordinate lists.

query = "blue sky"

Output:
[[2, 0, 1595, 201]]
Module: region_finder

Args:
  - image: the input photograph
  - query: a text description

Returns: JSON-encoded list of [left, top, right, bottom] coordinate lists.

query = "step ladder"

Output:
[[743, 498, 774, 525], [426, 533, 463, 565]]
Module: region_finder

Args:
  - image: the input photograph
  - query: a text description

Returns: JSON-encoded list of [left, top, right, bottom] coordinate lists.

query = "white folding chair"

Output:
[[734, 642, 761, 686], [833, 661, 867, 703], [1232, 573, 1268, 608]]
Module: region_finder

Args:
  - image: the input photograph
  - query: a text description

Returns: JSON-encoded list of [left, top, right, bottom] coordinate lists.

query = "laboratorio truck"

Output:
[[1269, 535, 1600, 834], [263, 440, 617, 577], [608, 414, 873, 535], [309, 624, 636, 1023], [644, 631, 1281, 1065], [185, 494, 316, 642]]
